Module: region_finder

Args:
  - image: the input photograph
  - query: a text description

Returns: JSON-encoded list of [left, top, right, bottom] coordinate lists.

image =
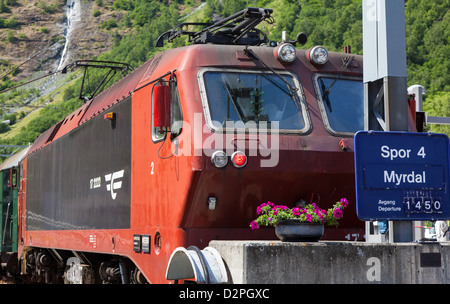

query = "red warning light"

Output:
[[231, 151, 247, 168]]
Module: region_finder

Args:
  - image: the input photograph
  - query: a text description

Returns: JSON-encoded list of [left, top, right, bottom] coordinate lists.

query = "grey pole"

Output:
[[363, 0, 412, 242]]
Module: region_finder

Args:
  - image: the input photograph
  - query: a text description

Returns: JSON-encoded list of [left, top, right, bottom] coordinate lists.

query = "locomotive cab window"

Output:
[[198, 68, 310, 133], [151, 78, 183, 142], [314, 74, 364, 136]]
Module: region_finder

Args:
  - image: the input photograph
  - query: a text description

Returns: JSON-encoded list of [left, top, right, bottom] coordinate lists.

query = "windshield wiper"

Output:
[[319, 78, 332, 112], [320, 55, 354, 112], [243, 47, 299, 97]]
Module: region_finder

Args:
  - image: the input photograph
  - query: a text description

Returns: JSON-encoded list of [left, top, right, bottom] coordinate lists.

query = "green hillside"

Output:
[[0, 0, 448, 150]]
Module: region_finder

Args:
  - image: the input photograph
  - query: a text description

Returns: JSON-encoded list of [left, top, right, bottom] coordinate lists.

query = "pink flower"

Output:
[[257, 201, 274, 214], [334, 208, 343, 219], [272, 205, 288, 211], [340, 198, 349, 207], [319, 214, 325, 223], [315, 208, 326, 216], [306, 214, 313, 222], [250, 220, 259, 230], [256, 205, 263, 214], [273, 210, 278, 216], [292, 207, 300, 216]]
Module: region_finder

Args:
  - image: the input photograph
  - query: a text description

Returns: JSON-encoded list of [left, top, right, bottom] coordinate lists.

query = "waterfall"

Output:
[[57, 0, 77, 71], [31, 0, 81, 105]]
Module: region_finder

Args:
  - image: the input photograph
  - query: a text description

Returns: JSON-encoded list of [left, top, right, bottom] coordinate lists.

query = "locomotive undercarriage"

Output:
[[2, 248, 148, 284]]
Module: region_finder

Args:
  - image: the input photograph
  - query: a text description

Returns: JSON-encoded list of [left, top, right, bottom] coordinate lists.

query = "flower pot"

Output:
[[275, 219, 324, 242]]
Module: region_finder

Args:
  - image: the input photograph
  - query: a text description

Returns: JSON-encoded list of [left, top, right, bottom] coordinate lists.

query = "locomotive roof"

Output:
[[0, 145, 30, 171]]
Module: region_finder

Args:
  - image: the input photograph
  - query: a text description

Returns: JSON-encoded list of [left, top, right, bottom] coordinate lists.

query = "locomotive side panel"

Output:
[[25, 97, 132, 231]]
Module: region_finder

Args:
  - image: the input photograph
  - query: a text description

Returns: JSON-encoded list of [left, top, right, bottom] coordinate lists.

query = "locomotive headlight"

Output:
[[308, 46, 328, 65], [231, 151, 247, 168], [211, 150, 228, 168], [275, 43, 296, 63]]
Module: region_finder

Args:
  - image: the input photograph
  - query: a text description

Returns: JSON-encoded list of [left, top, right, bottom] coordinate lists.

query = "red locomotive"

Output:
[[1, 8, 364, 284]]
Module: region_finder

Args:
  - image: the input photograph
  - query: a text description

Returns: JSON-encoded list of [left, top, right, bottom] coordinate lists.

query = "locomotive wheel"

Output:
[[130, 266, 147, 284]]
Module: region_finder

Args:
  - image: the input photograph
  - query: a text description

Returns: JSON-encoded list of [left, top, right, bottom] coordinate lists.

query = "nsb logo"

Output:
[[104, 169, 125, 200]]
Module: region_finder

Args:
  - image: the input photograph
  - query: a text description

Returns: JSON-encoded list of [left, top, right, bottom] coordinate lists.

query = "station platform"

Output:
[[209, 240, 450, 284]]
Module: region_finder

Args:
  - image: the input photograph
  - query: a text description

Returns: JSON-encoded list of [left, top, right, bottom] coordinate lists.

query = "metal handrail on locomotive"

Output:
[[0, 7, 364, 284]]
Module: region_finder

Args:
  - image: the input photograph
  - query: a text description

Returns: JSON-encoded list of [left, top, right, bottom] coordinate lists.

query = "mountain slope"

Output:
[[0, 0, 128, 80]]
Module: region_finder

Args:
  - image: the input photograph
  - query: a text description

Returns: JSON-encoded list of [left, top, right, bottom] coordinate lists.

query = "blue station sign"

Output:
[[354, 131, 450, 221]]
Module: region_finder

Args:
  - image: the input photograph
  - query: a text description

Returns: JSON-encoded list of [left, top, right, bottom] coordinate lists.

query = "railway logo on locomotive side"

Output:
[[105, 169, 125, 200]]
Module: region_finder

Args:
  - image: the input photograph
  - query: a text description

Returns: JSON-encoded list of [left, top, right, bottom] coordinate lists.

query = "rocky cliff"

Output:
[[0, 0, 125, 81]]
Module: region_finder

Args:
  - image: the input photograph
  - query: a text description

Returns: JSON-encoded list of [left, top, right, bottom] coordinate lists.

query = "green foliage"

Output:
[[0, 122, 10, 133], [98, 4, 181, 68], [5, 0, 18, 6], [0, 0, 11, 13], [287, 0, 363, 54], [112, 0, 134, 11], [0, 16, 18, 28], [37, 1, 59, 14], [1, 94, 83, 146], [0, 77, 16, 92], [222, 0, 246, 17], [422, 92, 450, 136], [113, 0, 170, 27], [18, 33, 28, 40], [6, 30, 17, 43], [405, 0, 449, 94], [4, 113, 16, 125], [101, 19, 117, 29], [204, 0, 223, 17]]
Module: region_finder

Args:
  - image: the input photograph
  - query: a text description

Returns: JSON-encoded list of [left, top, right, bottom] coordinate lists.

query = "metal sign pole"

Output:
[[363, 0, 412, 242]]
